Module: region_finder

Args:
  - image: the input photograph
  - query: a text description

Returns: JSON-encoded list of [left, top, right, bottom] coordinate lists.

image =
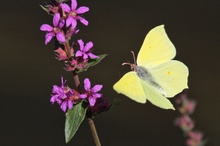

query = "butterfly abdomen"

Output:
[[135, 66, 166, 96]]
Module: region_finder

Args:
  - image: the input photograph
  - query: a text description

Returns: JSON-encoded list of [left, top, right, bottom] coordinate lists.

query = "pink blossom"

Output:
[[40, 13, 66, 44], [176, 94, 197, 115], [174, 115, 194, 132], [186, 131, 204, 146], [60, 0, 89, 28], [50, 77, 79, 112], [75, 39, 99, 60], [79, 78, 103, 106]]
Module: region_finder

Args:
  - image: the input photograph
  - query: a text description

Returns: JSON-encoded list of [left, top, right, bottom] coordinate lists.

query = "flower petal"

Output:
[[61, 101, 67, 112], [59, 20, 65, 28], [76, 6, 89, 14], [77, 39, 84, 51], [53, 13, 60, 26], [71, 0, 77, 10], [60, 3, 71, 13], [75, 50, 83, 57], [92, 85, 103, 92], [83, 54, 88, 60], [84, 78, 91, 91], [88, 53, 99, 59], [79, 94, 87, 99], [71, 19, 77, 29], [51, 95, 62, 104], [67, 100, 73, 110], [45, 32, 54, 44], [66, 16, 73, 27], [40, 24, 53, 31], [89, 97, 96, 106], [52, 85, 61, 93], [56, 32, 66, 43], [77, 16, 89, 26], [84, 41, 93, 52], [50, 95, 58, 103], [60, 92, 67, 99], [93, 93, 102, 98]]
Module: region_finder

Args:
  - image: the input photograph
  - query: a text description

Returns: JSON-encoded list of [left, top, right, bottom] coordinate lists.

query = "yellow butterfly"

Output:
[[113, 25, 189, 110]]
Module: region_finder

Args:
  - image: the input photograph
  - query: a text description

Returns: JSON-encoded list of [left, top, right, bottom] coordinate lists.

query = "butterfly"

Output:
[[113, 25, 189, 110]]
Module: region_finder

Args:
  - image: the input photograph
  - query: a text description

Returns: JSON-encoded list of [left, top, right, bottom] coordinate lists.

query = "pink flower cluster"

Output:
[[50, 77, 79, 112], [51, 77, 103, 112], [40, 0, 99, 72], [40, 0, 89, 45], [174, 93, 207, 146], [40, 0, 107, 113]]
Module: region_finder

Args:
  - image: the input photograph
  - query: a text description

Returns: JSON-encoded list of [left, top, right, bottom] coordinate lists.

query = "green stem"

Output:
[[88, 118, 101, 146]]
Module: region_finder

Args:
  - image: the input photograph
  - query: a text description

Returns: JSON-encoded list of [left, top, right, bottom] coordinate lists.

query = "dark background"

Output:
[[1, 0, 220, 145]]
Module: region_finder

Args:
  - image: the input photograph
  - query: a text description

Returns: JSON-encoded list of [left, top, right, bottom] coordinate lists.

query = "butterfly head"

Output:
[[122, 51, 139, 71]]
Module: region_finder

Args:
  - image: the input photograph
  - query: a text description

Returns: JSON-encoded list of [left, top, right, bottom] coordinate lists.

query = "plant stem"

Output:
[[63, 40, 81, 92], [72, 72, 81, 93], [64, 41, 72, 58], [64, 39, 101, 146], [88, 118, 101, 146]]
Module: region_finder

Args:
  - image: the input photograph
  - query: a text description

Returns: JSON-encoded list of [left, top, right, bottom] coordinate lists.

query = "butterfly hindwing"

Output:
[[113, 72, 147, 103], [141, 80, 175, 110], [149, 60, 189, 98]]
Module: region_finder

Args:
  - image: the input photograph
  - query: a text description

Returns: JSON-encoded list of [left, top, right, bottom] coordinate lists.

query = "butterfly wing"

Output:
[[137, 25, 176, 69], [113, 72, 147, 103], [141, 80, 175, 110], [150, 60, 189, 97], [113, 25, 188, 110]]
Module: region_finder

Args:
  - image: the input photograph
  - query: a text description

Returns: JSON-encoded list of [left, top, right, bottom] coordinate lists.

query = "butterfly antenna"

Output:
[[122, 61, 131, 66], [122, 51, 137, 71], [131, 51, 136, 64]]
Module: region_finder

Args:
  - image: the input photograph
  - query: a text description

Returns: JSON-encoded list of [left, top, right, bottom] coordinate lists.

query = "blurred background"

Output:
[[1, 0, 220, 145]]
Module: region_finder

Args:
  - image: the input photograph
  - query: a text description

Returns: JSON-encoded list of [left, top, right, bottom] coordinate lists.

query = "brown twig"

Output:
[[88, 118, 101, 146]]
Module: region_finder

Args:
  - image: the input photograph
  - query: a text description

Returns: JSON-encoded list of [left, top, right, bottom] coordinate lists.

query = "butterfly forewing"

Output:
[[137, 25, 176, 69]]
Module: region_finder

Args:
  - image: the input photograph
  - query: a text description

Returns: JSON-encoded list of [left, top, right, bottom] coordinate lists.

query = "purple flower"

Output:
[[186, 131, 204, 146], [50, 77, 79, 112], [174, 115, 194, 133], [60, 0, 89, 28], [40, 13, 66, 44], [176, 94, 197, 115], [79, 78, 103, 106], [75, 39, 99, 60]]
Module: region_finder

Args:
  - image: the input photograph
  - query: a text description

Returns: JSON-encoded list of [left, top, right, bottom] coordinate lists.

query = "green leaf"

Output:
[[65, 101, 87, 143], [76, 54, 108, 73]]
